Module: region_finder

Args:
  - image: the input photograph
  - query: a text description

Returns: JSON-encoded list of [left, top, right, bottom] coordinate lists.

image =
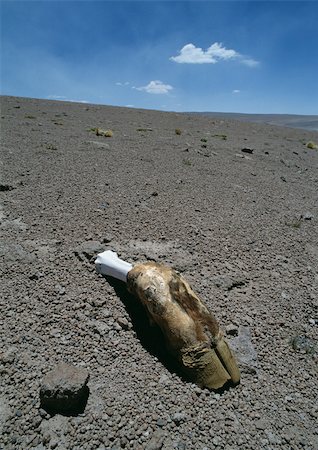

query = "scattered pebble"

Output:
[[241, 147, 254, 154], [303, 212, 314, 220], [225, 324, 239, 336]]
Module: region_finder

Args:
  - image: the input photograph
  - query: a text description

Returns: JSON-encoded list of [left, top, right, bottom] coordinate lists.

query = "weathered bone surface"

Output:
[[127, 262, 240, 390]]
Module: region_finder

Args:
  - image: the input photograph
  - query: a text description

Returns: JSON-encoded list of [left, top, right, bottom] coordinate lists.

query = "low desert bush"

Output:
[[89, 127, 113, 137], [175, 128, 182, 135], [285, 217, 302, 229], [212, 134, 227, 140], [306, 141, 317, 149]]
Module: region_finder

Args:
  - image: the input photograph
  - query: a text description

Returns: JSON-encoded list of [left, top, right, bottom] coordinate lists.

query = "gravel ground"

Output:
[[0, 95, 317, 450]]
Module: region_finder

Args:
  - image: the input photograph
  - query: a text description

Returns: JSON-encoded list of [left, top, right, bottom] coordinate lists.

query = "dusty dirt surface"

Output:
[[1, 95, 317, 450]]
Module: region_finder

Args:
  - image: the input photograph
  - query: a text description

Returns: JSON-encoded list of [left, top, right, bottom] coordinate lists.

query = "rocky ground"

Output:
[[0, 95, 317, 450]]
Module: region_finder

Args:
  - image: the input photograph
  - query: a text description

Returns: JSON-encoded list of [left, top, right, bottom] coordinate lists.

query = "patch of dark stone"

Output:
[[291, 336, 316, 355], [241, 147, 254, 154], [0, 184, 15, 192], [40, 363, 90, 416]]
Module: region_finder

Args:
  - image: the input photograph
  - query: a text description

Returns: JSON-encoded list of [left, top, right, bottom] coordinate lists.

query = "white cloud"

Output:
[[116, 81, 130, 86], [47, 95, 67, 99], [135, 80, 173, 94], [46, 95, 88, 103], [68, 99, 89, 103], [241, 58, 259, 67], [170, 42, 258, 67], [232, 89, 240, 94]]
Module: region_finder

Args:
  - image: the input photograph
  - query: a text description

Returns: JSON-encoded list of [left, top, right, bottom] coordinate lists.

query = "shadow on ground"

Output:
[[106, 276, 187, 381]]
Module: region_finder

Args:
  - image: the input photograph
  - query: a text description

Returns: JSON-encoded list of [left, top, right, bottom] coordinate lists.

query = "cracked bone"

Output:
[[95, 250, 240, 390]]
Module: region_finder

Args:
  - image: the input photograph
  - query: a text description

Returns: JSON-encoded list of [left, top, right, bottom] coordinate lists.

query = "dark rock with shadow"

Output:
[[40, 363, 90, 416]]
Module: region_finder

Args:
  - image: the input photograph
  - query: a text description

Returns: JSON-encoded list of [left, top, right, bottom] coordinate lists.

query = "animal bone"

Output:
[[96, 251, 240, 390]]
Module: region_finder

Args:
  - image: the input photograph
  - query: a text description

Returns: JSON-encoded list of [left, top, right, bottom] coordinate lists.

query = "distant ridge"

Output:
[[187, 112, 318, 132]]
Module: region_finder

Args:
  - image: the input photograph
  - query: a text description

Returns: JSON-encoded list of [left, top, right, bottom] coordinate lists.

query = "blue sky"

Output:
[[1, 1, 318, 114]]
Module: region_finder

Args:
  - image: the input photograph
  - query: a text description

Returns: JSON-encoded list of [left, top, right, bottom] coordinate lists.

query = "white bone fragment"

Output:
[[95, 250, 132, 282]]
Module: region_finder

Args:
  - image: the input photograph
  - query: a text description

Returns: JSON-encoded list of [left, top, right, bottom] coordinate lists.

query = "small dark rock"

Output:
[[0, 184, 15, 192], [99, 202, 109, 209], [255, 419, 267, 430], [303, 212, 314, 220], [241, 148, 253, 154], [40, 362, 90, 415], [172, 412, 187, 425], [116, 317, 130, 330], [29, 273, 39, 281], [225, 324, 239, 336], [39, 408, 50, 419], [156, 418, 167, 427], [291, 335, 316, 354], [176, 442, 186, 450], [102, 234, 113, 243]]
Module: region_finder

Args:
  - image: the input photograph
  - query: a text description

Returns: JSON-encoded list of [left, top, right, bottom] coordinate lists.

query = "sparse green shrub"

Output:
[[25, 115, 36, 119], [212, 134, 227, 140], [291, 335, 316, 354], [183, 158, 192, 166], [175, 128, 182, 135], [285, 217, 302, 229], [306, 141, 317, 149], [137, 128, 153, 132], [46, 143, 58, 151], [93, 128, 113, 137], [200, 138, 207, 142]]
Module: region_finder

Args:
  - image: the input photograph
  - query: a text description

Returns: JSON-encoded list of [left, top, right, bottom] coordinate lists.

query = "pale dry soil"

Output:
[[0, 96, 317, 450]]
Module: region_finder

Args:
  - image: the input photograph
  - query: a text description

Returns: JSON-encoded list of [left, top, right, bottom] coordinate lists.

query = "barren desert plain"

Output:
[[0, 95, 318, 449]]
